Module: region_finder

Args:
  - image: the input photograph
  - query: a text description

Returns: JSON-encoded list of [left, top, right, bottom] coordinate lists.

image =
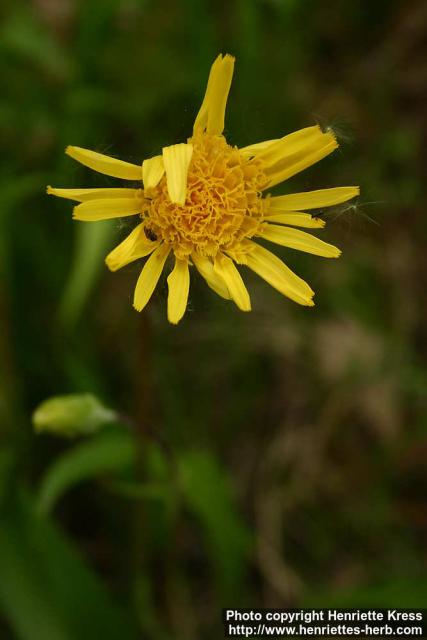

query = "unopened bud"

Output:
[[33, 393, 117, 438]]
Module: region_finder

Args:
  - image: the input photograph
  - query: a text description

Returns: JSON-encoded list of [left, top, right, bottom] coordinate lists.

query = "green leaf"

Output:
[[58, 220, 115, 330], [36, 429, 136, 515], [0, 489, 138, 640], [178, 450, 251, 601]]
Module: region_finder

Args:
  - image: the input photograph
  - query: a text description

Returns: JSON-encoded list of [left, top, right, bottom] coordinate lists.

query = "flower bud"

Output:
[[33, 393, 117, 438]]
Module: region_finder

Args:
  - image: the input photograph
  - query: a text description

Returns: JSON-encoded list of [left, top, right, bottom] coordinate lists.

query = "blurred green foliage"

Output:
[[33, 393, 117, 437], [1, 0, 427, 638]]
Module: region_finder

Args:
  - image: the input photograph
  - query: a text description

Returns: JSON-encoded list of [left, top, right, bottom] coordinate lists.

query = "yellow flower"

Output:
[[47, 54, 359, 324]]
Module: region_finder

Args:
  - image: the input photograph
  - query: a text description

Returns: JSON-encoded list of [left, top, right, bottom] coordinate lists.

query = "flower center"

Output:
[[141, 134, 267, 258]]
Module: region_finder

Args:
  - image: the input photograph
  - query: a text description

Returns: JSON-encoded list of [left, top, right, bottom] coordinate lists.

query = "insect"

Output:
[[144, 227, 158, 241]]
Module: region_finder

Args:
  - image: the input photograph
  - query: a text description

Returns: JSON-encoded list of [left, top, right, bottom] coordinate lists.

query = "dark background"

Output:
[[1, 0, 427, 638]]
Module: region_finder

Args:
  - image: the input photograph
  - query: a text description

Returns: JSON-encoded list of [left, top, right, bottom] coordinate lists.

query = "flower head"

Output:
[[48, 54, 359, 323]]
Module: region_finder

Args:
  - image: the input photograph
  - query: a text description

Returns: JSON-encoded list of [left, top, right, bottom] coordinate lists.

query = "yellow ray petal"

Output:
[[133, 244, 171, 312], [142, 155, 165, 190], [263, 132, 338, 188], [255, 126, 326, 165], [105, 223, 160, 272], [239, 138, 279, 158], [213, 253, 251, 311], [191, 253, 231, 300], [268, 186, 360, 211], [47, 186, 140, 202], [260, 224, 341, 258], [193, 54, 235, 136], [167, 258, 190, 324], [264, 211, 325, 228], [162, 143, 193, 206], [245, 241, 314, 306], [73, 197, 141, 221], [66, 146, 142, 180]]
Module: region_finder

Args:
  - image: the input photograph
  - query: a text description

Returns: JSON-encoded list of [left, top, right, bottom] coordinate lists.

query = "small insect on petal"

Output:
[[105, 224, 160, 272]]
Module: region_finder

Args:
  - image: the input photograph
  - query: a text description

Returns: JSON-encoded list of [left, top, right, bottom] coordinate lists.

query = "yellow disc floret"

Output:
[[141, 134, 267, 259]]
